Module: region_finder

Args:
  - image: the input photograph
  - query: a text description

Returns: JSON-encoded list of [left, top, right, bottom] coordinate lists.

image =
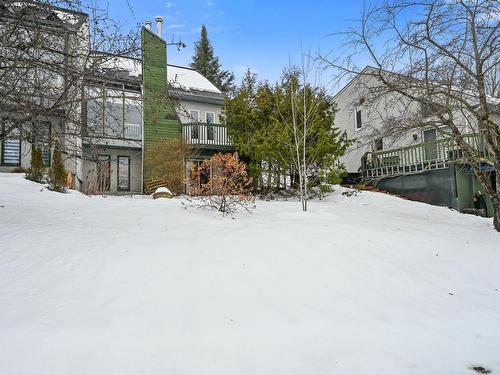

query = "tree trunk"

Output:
[[493, 196, 500, 232]]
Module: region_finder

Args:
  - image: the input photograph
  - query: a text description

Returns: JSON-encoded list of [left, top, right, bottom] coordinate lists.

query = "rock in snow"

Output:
[[153, 186, 173, 199], [0, 173, 499, 375]]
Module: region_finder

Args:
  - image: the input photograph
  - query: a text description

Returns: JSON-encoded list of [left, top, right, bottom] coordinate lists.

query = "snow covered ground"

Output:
[[0, 173, 499, 375]]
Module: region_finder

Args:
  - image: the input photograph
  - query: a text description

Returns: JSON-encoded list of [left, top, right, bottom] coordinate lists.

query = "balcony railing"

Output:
[[182, 122, 232, 150], [124, 123, 142, 140], [361, 133, 493, 179]]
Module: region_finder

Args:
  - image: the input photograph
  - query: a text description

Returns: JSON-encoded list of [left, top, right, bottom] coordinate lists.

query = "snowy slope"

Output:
[[0, 173, 499, 375]]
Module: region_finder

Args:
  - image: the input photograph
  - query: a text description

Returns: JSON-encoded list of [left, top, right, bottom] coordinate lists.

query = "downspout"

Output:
[[141, 81, 144, 194]]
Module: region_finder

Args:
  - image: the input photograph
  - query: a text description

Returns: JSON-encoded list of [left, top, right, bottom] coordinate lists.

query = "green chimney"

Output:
[[141, 27, 181, 185]]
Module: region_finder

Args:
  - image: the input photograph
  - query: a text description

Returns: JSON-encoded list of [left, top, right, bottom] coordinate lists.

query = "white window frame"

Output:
[[188, 110, 199, 123]]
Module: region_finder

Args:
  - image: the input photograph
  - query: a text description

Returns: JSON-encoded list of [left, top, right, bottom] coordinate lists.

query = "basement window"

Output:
[[374, 138, 383, 151]]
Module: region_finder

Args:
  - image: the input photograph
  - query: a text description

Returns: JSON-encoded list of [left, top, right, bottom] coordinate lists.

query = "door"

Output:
[[423, 129, 437, 161], [117, 156, 130, 191], [96, 155, 111, 192]]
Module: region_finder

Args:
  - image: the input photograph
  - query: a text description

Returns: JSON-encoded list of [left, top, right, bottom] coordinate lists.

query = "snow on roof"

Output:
[[91, 53, 221, 94], [167, 65, 221, 94], [89, 53, 141, 77]]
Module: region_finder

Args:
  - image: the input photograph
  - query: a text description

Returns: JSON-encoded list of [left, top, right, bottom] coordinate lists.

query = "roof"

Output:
[[90, 52, 222, 96], [0, 1, 88, 29], [332, 66, 378, 100], [168, 65, 221, 94], [332, 66, 500, 107]]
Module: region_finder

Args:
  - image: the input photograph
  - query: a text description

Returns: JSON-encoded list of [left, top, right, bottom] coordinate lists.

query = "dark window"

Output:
[[374, 138, 383, 151], [356, 109, 362, 129], [206, 112, 215, 141], [206, 112, 214, 124], [117, 156, 130, 191]]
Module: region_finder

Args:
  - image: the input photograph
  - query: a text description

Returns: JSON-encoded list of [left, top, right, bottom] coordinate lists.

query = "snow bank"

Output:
[[0, 174, 499, 375]]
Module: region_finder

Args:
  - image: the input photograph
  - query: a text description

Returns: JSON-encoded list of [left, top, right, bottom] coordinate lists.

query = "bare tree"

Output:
[[0, 0, 140, 173], [321, 0, 500, 230], [287, 55, 343, 211]]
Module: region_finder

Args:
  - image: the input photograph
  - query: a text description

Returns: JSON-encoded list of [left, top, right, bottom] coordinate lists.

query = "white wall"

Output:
[[81, 147, 142, 194], [333, 74, 418, 173], [175, 99, 222, 124], [332, 72, 489, 173]]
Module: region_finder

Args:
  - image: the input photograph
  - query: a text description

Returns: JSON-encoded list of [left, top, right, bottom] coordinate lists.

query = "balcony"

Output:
[[182, 122, 232, 150], [124, 123, 142, 140], [361, 133, 493, 179]]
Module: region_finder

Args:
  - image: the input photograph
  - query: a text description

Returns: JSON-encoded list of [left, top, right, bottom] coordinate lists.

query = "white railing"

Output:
[[124, 123, 141, 140], [182, 123, 231, 149]]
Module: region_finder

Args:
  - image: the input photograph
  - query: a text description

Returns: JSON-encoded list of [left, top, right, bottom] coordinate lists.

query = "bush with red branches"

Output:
[[188, 152, 255, 214]]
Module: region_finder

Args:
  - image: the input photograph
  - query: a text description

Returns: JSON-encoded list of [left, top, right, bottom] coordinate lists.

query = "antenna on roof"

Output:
[[167, 35, 187, 51]]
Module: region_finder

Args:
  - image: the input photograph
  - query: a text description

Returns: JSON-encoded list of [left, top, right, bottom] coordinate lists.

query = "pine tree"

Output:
[[190, 25, 235, 94], [48, 145, 67, 192]]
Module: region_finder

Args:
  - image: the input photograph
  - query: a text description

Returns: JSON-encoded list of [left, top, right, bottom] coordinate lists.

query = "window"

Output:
[[189, 110, 199, 122], [1, 124, 21, 166], [84, 87, 142, 140], [374, 138, 383, 151], [2, 139, 21, 166], [191, 124, 199, 139], [207, 126, 214, 141], [190, 110, 199, 139], [355, 109, 362, 129], [85, 87, 105, 136], [206, 112, 215, 141], [124, 98, 142, 139], [117, 156, 130, 191], [206, 112, 215, 124], [423, 129, 437, 161], [104, 90, 124, 138]]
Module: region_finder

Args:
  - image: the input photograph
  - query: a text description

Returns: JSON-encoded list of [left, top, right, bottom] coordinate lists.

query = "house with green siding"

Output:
[[0, 4, 231, 194], [80, 19, 230, 194]]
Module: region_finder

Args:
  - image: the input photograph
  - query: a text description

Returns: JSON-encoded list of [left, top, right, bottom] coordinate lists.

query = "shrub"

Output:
[[48, 146, 67, 192], [26, 147, 45, 183], [147, 138, 196, 195], [12, 166, 26, 173], [188, 152, 255, 214]]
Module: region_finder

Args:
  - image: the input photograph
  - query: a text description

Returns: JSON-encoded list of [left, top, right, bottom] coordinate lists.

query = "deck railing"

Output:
[[182, 122, 232, 149], [362, 133, 492, 178], [124, 123, 142, 139]]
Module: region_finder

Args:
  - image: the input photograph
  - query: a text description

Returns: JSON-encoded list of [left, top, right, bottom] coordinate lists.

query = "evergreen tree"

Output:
[[191, 25, 235, 94], [48, 145, 67, 192], [224, 67, 350, 193], [26, 147, 45, 183]]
